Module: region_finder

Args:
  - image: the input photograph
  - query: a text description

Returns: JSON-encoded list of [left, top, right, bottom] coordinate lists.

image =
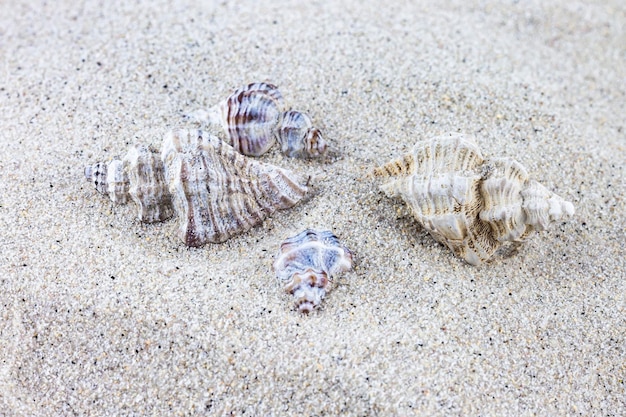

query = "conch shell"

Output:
[[193, 82, 327, 158], [85, 129, 309, 246], [274, 229, 353, 313], [373, 133, 575, 265]]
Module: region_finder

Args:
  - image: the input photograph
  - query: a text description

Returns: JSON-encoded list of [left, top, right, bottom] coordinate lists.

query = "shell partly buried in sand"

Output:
[[274, 229, 353, 313], [373, 133, 575, 265], [85, 129, 309, 246], [195, 82, 328, 158]]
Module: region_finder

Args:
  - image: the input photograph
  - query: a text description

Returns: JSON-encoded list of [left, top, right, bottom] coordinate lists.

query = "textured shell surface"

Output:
[[216, 82, 284, 156], [195, 82, 328, 158], [85, 129, 309, 246], [274, 229, 353, 313], [85, 144, 173, 223], [162, 129, 309, 246], [373, 133, 575, 265]]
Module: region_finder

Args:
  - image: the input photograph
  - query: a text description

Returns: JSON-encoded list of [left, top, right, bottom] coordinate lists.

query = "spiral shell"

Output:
[[214, 82, 283, 156], [199, 82, 328, 158], [278, 110, 327, 158], [373, 133, 575, 265], [274, 229, 353, 313], [85, 129, 309, 246]]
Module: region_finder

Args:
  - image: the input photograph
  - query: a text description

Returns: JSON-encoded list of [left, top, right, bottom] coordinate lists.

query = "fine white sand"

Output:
[[1, 0, 624, 415]]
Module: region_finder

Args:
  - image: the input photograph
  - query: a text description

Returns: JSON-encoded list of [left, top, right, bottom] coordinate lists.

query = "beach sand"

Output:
[[1, 0, 624, 415]]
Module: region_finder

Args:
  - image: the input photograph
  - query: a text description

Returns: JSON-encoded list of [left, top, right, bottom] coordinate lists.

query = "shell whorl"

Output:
[[274, 229, 353, 313], [84, 144, 173, 222], [84, 159, 129, 204], [217, 82, 283, 156], [374, 133, 575, 265]]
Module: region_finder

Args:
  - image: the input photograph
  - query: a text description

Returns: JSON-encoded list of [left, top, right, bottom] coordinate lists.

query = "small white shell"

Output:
[[85, 129, 310, 246], [274, 229, 353, 313], [278, 110, 327, 158], [374, 133, 575, 265]]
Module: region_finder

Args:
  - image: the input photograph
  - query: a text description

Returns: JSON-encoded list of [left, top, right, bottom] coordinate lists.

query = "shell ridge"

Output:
[[203, 83, 325, 158], [125, 144, 174, 223]]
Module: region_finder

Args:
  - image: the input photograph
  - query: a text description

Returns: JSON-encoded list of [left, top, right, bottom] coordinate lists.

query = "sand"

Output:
[[1, 0, 624, 415]]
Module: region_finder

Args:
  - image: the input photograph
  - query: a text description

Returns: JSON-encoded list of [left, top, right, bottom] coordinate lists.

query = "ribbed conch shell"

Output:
[[373, 133, 575, 265], [274, 229, 353, 313], [195, 82, 327, 158], [85, 129, 309, 246]]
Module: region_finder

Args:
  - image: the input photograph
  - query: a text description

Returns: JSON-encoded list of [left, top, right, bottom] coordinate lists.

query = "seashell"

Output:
[[85, 129, 309, 246], [373, 133, 575, 265], [194, 82, 328, 158], [274, 229, 353, 313], [213, 82, 284, 156], [84, 144, 174, 223], [162, 129, 309, 246]]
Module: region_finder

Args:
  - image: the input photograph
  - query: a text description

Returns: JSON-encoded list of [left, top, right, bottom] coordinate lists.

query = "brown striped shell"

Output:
[[215, 82, 284, 156], [195, 82, 328, 158], [274, 229, 353, 313], [373, 133, 575, 265], [84, 129, 309, 246]]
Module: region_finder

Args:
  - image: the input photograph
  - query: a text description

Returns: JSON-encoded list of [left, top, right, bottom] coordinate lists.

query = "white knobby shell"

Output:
[[374, 133, 575, 265], [274, 229, 353, 313]]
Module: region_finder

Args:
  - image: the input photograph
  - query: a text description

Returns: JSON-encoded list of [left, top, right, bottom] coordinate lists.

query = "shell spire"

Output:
[[274, 229, 353, 313], [374, 133, 575, 265], [84, 144, 173, 223]]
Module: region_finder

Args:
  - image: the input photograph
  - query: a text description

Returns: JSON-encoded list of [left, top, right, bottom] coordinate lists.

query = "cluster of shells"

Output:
[[84, 82, 575, 312]]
